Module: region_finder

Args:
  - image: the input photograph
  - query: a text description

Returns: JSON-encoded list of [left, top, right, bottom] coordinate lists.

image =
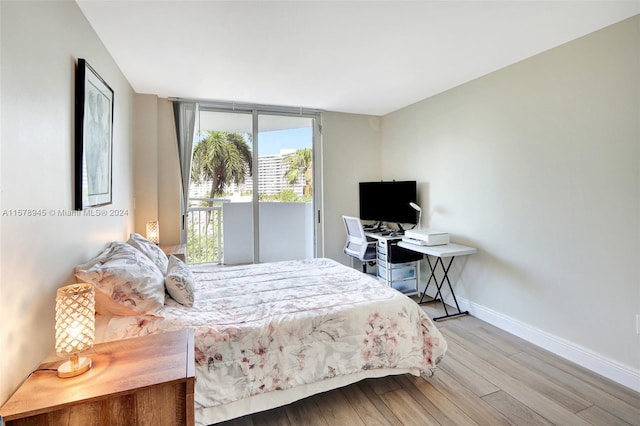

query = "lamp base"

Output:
[[57, 356, 91, 378]]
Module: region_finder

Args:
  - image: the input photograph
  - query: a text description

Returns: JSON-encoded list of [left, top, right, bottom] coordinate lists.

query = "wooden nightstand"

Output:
[[161, 243, 187, 262], [0, 329, 195, 426]]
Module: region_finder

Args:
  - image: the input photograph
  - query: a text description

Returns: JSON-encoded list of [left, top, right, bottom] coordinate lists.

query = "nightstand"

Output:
[[161, 243, 187, 262], [0, 329, 195, 426]]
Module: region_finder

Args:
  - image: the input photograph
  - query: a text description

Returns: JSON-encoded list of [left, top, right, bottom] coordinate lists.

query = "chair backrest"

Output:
[[342, 215, 369, 261]]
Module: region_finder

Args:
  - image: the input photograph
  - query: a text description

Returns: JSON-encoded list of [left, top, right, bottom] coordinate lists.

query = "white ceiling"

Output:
[[76, 1, 640, 116]]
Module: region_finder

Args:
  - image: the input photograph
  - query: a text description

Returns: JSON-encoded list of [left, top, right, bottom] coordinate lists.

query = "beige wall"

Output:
[[381, 16, 639, 385], [0, 1, 136, 404], [132, 96, 181, 245], [157, 99, 182, 245], [320, 113, 382, 262], [133, 95, 159, 235]]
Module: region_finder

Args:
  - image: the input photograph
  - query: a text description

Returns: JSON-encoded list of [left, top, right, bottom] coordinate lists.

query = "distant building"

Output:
[[189, 150, 304, 199]]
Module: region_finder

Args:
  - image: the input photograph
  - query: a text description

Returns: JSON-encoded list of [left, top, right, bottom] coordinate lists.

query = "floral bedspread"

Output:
[[98, 258, 447, 418]]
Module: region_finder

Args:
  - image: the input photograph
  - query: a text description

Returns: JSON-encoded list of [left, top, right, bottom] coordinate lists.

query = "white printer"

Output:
[[402, 229, 450, 246]]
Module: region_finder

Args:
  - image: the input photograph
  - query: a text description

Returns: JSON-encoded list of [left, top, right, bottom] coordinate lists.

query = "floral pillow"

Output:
[[126, 232, 169, 275], [165, 255, 195, 307], [75, 242, 165, 316]]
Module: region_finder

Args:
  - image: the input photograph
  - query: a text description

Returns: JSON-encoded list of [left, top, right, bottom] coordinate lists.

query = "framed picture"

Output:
[[75, 58, 114, 210]]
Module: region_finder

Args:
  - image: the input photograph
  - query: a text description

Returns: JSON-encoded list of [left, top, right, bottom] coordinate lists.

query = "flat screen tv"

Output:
[[359, 180, 417, 225]]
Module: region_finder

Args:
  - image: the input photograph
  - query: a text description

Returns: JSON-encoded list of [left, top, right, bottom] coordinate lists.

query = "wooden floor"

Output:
[[216, 300, 640, 426]]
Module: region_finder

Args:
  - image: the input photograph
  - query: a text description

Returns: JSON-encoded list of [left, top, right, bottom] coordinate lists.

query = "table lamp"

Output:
[[146, 220, 160, 244], [55, 283, 95, 378], [409, 202, 422, 229]]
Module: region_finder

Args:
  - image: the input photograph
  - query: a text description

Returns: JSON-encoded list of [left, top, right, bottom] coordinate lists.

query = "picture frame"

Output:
[[75, 58, 114, 210]]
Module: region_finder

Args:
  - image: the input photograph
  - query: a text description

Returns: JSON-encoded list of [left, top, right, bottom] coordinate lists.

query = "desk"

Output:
[[398, 241, 477, 321]]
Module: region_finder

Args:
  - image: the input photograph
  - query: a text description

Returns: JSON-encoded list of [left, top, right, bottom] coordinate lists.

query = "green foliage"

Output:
[[278, 189, 301, 202], [186, 207, 223, 264], [260, 189, 300, 202], [283, 148, 313, 196], [187, 229, 216, 264]]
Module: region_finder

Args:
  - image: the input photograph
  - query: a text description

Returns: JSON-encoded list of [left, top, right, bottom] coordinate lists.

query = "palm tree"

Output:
[[283, 148, 312, 197], [191, 131, 252, 200]]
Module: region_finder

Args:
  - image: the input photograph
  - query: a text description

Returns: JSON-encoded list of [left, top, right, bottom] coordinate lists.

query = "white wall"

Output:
[[0, 1, 136, 404], [381, 16, 639, 388]]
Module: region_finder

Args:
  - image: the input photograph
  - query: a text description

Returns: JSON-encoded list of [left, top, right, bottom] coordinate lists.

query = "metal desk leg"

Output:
[[418, 255, 469, 321], [418, 255, 436, 304]]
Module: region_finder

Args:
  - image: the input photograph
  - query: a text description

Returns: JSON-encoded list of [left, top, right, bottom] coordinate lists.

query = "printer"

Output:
[[402, 229, 450, 246]]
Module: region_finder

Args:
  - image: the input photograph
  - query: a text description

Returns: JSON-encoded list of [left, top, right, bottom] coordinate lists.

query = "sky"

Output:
[[196, 121, 312, 156], [258, 127, 312, 156]]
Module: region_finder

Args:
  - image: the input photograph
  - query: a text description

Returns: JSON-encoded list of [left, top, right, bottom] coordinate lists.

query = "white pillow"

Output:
[[165, 255, 195, 307], [75, 242, 165, 316], [127, 232, 169, 275]]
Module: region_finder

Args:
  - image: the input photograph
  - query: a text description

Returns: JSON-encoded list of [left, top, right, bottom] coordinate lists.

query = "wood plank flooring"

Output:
[[215, 300, 640, 426]]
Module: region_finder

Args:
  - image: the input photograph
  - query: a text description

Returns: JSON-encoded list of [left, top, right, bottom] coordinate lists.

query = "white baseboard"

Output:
[[430, 292, 640, 392]]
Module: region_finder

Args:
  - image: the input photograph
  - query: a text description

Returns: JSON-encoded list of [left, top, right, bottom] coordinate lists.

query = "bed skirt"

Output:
[[197, 367, 421, 425]]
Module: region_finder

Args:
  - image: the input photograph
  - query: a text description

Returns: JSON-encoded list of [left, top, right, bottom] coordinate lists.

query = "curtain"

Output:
[[172, 101, 199, 244]]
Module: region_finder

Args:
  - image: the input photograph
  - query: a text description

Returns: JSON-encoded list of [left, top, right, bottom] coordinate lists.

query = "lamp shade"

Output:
[[409, 202, 422, 229], [146, 220, 160, 244], [55, 283, 95, 377]]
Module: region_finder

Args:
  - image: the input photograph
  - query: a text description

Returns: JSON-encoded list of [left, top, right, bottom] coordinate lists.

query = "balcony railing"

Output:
[[187, 198, 315, 265], [186, 198, 228, 264]]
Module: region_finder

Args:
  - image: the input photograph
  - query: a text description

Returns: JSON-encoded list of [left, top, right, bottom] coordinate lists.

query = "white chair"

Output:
[[342, 215, 377, 273]]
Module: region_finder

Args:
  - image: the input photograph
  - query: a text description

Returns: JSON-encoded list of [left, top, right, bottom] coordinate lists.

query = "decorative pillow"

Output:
[[165, 255, 195, 307], [75, 242, 165, 316], [126, 232, 169, 275]]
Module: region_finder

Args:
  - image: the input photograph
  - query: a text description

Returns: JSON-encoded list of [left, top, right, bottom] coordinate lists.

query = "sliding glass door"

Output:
[[257, 114, 315, 262], [188, 107, 320, 265]]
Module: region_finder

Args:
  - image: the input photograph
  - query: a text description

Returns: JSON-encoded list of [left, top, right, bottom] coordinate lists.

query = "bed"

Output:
[[75, 235, 447, 426]]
